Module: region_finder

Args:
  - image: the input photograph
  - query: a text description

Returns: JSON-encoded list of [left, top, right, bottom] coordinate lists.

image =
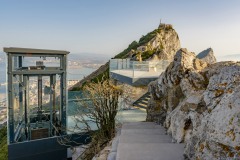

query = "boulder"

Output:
[[197, 48, 216, 64]]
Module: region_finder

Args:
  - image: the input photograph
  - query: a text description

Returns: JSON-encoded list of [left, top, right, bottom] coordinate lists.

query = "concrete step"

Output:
[[121, 128, 167, 135], [134, 103, 147, 109], [123, 122, 156, 126], [138, 102, 148, 106], [122, 124, 165, 129], [141, 99, 149, 103], [137, 101, 148, 105], [119, 134, 172, 143], [133, 106, 147, 111], [132, 92, 151, 106], [116, 143, 185, 160]]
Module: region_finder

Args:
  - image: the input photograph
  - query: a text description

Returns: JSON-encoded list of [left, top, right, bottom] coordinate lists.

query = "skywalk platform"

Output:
[[109, 59, 170, 86]]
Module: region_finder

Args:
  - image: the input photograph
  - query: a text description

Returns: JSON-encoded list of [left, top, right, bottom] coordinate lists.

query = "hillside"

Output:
[[70, 23, 181, 90], [114, 23, 180, 61], [69, 62, 109, 90]]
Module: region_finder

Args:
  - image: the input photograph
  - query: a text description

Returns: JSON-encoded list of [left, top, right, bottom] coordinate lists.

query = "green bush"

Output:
[[141, 49, 156, 60], [0, 127, 8, 160]]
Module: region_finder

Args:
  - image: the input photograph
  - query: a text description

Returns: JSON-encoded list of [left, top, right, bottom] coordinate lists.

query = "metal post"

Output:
[[23, 76, 29, 140], [38, 75, 42, 121], [133, 61, 135, 78], [60, 55, 67, 134], [122, 59, 123, 69], [8, 53, 14, 143], [18, 56, 23, 121], [117, 59, 119, 70], [50, 75, 56, 136], [19, 75, 23, 121]]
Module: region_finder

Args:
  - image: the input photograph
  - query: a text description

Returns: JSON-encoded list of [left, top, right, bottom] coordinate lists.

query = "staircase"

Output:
[[132, 92, 151, 110], [107, 122, 185, 160]]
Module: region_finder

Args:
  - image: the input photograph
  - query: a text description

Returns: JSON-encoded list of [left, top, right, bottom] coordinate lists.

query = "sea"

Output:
[[0, 60, 6, 100]]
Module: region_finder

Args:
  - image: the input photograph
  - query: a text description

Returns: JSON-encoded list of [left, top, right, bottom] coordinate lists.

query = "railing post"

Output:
[[122, 59, 123, 69], [117, 59, 119, 70], [133, 61, 135, 78]]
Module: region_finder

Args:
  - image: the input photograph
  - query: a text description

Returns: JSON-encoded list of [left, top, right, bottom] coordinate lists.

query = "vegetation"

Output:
[[90, 67, 109, 83], [0, 127, 8, 160], [114, 27, 169, 59], [141, 49, 157, 60], [74, 79, 123, 159], [114, 41, 139, 59], [139, 29, 160, 46]]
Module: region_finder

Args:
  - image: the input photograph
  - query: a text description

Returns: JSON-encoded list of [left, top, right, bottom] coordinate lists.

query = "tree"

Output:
[[72, 79, 123, 159]]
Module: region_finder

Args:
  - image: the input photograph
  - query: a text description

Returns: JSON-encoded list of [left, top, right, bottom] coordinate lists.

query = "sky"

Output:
[[0, 0, 240, 58]]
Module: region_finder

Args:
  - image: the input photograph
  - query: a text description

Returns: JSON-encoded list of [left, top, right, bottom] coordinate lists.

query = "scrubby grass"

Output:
[[139, 29, 160, 46], [114, 28, 165, 59], [141, 49, 156, 60], [90, 67, 109, 83], [0, 127, 8, 160], [114, 41, 139, 59]]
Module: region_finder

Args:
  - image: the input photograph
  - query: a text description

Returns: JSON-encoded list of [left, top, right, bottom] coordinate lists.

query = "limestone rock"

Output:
[[149, 26, 180, 61], [197, 48, 216, 64], [134, 24, 181, 61], [147, 48, 240, 159]]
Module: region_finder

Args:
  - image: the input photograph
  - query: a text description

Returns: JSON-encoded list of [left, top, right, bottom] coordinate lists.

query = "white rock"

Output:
[[147, 48, 240, 159]]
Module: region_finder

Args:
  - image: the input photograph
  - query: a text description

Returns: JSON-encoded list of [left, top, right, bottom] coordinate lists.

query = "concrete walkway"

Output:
[[108, 122, 185, 160]]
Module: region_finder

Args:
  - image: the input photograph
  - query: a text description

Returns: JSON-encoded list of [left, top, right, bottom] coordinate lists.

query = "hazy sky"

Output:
[[0, 0, 240, 57]]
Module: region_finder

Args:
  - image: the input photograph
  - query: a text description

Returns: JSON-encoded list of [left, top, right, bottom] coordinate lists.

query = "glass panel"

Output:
[[12, 56, 61, 71], [110, 59, 171, 78], [13, 75, 21, 131], [22, 57, 60, 68]]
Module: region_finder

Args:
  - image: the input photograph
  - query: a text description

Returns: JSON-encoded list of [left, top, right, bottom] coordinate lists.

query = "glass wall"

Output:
[[110, 59, 170, 78]]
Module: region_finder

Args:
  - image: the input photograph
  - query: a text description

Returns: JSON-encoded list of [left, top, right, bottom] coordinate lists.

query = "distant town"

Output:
[[0, 79, 81, 128]]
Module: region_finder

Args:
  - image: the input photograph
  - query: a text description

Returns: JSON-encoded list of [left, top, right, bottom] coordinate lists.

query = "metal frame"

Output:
[[5, 48, 69, 144]]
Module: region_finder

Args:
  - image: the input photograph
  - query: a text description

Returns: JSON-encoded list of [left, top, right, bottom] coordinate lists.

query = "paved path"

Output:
[[108, 122, 185, 160]]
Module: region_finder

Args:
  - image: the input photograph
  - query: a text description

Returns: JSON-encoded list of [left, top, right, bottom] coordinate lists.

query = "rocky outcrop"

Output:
[[197, 48, 216, 64], [147, 24, 181, 61], [147, 48, 240, 159], [130, 23, 181, 61]]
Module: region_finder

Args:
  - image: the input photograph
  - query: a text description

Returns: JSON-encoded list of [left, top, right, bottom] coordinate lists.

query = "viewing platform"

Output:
[[110, 59, 170, 86]]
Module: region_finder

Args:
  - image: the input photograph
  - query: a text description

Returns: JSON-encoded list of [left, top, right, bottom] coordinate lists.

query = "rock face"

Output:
[[147, 48, 240, 159], [197, 48, 216, 64], [132, 23, 181, 61], [147, 24, 181, 61]]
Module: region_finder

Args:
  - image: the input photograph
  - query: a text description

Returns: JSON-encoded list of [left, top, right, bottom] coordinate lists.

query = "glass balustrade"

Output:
[[110, 59, 170, 78]]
